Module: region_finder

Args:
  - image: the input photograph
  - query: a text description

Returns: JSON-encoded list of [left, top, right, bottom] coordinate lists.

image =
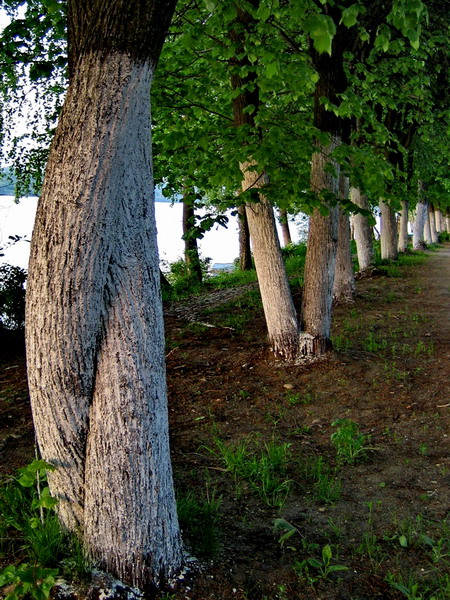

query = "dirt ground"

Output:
[[1, 245, 450, 599]]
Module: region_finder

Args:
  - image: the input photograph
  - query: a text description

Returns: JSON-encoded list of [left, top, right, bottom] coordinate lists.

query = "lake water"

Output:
[[0, 196, 304, 271]]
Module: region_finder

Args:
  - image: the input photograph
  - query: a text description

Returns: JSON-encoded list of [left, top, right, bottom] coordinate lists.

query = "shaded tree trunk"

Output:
[[182, 189, 203, 283], [333, 176, 355, 303], [397, 199, 409, 253], [299, 141, 340, 356], [279, 208, 292, 246], [237, 203, 253, 270], [25, 0, 182, 589], [349, 187, 374, 271], [446, 208, 450, 234], [429, 203, 439, 243], [380, 200, 398, 260], [424, 207, 433, 244], [435, 208, 445, 233]]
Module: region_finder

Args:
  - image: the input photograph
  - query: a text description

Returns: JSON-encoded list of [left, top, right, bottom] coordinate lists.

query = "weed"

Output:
[[418, 443, 428, 456], [364, 330, 388, 353], [177, 487, 221, 557], [205, 434, 292, 508], [0, 563, 58, 600], [357, 501, 383, 561], [293, 544, 348, 586], [305, 456, 342, 504], [331, 419, 370, 465], [285, 391, 313, 406]]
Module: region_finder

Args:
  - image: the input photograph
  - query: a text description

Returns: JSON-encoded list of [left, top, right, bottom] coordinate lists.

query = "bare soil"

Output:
[[1, 245, 450, 599]]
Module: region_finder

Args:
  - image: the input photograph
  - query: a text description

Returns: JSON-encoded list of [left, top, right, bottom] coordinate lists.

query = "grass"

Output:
[[204, 432, 292, 508], [331, 419, 370, 465], [177, 486, 221, 558]]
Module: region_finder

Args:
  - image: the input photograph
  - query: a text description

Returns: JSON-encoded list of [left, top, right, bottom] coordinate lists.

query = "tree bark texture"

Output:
[[237, 204, 253, 271], [241, 163, 300, 360], [349, 187, 374, 271], [279, 209, 292, 246], [397, 200, 409, 253], [380, 200, 398, 260], [446, 208, 450, 234], [435, 208, 445, 233], [429, 204, 439, 243], [25, 2, 182, 588], [333, 176, 355, 303], [299, 142, 340, 356], [424, 208, 433, 244], [413, 199, 428, 250]]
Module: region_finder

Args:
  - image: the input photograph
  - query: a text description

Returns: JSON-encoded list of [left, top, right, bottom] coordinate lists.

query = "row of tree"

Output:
[[0, 0, 448, 592]]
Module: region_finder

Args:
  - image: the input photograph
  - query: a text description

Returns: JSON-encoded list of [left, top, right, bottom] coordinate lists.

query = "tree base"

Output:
[[298, 332, 332, 358]]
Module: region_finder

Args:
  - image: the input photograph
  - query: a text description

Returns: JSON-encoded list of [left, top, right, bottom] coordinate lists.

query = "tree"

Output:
[[24, 0, 183, 589]]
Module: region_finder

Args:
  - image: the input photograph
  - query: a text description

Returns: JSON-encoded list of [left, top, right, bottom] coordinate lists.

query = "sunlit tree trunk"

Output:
[[380, 200, 398, 260], [413, 198, 428, 250], [424, 208, 433, 244], [350, 186, 374, 271], [25, 0, 183, 589], [333, 176, 355, 303], [397, 200, 409, 253], [435, 208, 445, 233], [279, 208, 292, 246]]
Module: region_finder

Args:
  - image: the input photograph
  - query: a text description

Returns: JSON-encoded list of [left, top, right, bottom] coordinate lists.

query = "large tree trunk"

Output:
[[424, 208, 433, 244], [380, 200, 398, 260], [25, 0, 182, 589], [299, 141, 340, 356], [333, 176, 355, 303], [446, 208, 450, 234], [279, 208, 292, 246], [397, 199, 409, 253], [413, 198, 428, 250], [429, 203, 439, 243], [240, 163, 300, 359], [435, 208, 445, 233], [349, 187, 374, 271], [182, 189, 203, 283], [237, 203, 252, 270]]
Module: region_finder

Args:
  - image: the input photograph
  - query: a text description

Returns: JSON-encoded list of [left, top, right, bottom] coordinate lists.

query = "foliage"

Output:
[[293, 544, 348, 586], [0, 563, 58, 600], [177, 487, 221, 557], [0, 264, 27, 330]]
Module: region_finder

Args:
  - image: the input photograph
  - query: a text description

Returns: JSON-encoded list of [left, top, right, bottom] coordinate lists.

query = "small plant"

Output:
[[305, 456, 342, 504], [177, 486, 221, 558], [0, 563, 58, 600], [205, 433, 292, 507], [293, 544, 348, 586], [331, 419, 370, 465]]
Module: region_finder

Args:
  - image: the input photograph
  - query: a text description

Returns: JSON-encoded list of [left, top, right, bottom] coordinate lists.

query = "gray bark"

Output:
[[429, 204, 439, 243], [333, 176, 355, 303], [349, 187, 374, 271], [380, 200, 398, 260], [424, 208, 433, 244], [413, 199, 428, 250], [446, 209, 450, 234], [26, 51, 183, 589], [435, 208, 445, 233], [397, 199, 409, 253], [240, 162, 300, 360], [279, 208, 292, 246], [299, 141, 340, 356]]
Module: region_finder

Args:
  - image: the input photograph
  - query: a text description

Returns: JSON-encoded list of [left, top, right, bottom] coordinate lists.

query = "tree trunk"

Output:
[[413, 199, 428, 250], [446, 208, 450, 234], [435, 208, 444, 233], [299, 141, 340, 356], [25, 0, 182, 589], [380, 200, 398, 260], [237, 203, 252, 270], [349, 187, 374, 271], [397, 199, 409, 253], [333, 176, 355, 303], [424, 207, 433, 244], [182, 189, 203, 283], [429, 203, 439, 243], [279, 208, 292, 246], [241, 163, 300, 360]]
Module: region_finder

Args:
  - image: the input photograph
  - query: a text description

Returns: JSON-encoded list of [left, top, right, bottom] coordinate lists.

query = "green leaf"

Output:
[[399, 534, 408, 547], [307, 557, 322, 569], [322, 544, 332, 563], [304, 14, 336, 56]]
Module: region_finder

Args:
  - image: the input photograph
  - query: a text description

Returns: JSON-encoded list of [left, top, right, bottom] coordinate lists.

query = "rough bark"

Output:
[[279, 209, 292, 246], [424, 208, 433, 244], [333, 176, 355, 303], [413, 198, 428, 250], [237, 204, 253, 271], [380, 200, 398, 260], [25, 0, 182, 589], [299, 141, 340, 356], [241, 163, 300, 360], [446, 208, 450, 234], [429, 204, 439, 243], [349, 187, 374, 271], [182, 189, 202, 283], [397, 199, 409, 253]]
